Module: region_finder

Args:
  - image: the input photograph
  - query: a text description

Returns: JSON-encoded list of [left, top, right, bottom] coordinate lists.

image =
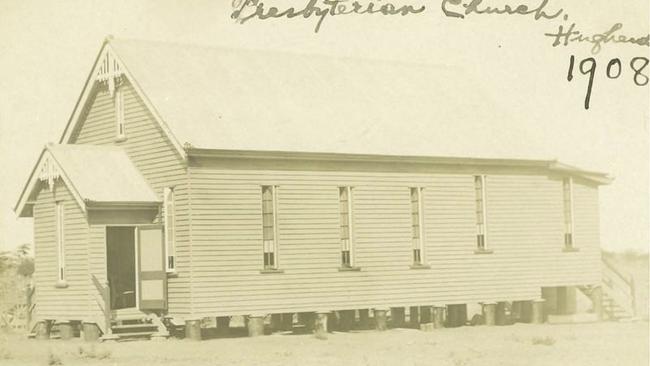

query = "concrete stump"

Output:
[[358, 309, 370, 329], [495, 302, 508, 325], [35, 320, 51, 340], [433, 306, 445, 329], [339, 310, 355, 332], [531, 299, 545, 324], [390, 307, 405, 328], [216, 316, 230, 335], [82, 322, 101, 342], [247, 315, 265, 337], [409, 306, 420, 325], [374, 309, 388, 331], [482, 303, 497, 326], [314, 312, 329, 335], [57, 321, 74, 340], [281, 313, 294, 331], [185, 319, 202, 341]]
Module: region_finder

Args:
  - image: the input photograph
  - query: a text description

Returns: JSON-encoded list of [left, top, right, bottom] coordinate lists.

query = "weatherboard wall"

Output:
[[69, 81, 190, 316], [186, 160, 602, 317]]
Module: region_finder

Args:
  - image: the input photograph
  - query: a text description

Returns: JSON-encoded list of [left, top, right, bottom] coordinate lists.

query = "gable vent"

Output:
[[96, 48, 124, 96]]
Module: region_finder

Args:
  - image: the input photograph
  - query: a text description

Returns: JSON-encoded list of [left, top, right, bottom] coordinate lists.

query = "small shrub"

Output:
[[47, 350, 63, 365], [78, 345, 111, 360], [531, 336, 556, 346]]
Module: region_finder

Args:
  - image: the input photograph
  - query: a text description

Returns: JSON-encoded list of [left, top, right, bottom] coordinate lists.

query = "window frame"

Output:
[[56, 200, 65, 283], [339, 186, 356, 268], [410, 187, 425, 265], [474, 175, 490, 252], [115, 86, 126, 140], [563, 177, 575, 249], [164, 187, 176, 273], [261, 185, 279, 270]]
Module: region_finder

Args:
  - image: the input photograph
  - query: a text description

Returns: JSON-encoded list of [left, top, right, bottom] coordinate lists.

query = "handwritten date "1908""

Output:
[[568, 55, 648, 110]]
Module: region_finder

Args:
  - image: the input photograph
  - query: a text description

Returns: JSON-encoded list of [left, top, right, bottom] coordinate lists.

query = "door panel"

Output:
[[137, 225, 167, 311]]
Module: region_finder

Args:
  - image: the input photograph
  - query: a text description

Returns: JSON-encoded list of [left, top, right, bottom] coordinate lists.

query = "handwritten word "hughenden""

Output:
[[231, 0, 426, 33], [545, 23, 650, 55], [441, 0, 563, 20]]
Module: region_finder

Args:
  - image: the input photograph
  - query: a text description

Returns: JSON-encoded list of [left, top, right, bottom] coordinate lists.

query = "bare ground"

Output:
[[1, 321, 648, 366]]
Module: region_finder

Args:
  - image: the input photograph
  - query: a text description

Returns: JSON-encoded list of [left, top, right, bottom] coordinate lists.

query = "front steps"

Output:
[[104, 314, 169, 341]]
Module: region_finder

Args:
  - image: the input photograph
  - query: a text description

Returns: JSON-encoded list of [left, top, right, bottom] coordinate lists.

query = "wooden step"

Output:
[[115, 331, 157, 339], [112, 323, 157, 330]]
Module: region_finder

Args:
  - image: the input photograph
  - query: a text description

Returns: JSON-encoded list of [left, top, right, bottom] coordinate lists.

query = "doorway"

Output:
[[106, 227, 136, 310]]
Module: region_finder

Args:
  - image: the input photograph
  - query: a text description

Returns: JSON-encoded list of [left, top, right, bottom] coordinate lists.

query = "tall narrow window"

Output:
[[563, 177, 574, 248], [339, 187, 354, 267], [164, 187, 176, 272], [56, 201, 65, 282], [115, 87, 125, 139], [411, 187, 425, 264], [474, 175, 488, 250], [262, 186, 278, 269]]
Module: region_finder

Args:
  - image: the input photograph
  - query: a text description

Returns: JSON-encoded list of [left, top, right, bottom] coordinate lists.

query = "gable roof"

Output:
[[15, 143, 160, 217], [57, 37, 611, 184]]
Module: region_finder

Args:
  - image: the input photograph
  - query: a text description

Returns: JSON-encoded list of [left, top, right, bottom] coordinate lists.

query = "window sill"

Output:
[[563, 247, 580, 252], [474, 249, 494, 255], [55, 281, 68, 289], [166, 271, 179, 278], [338, 266, 361, 272], [260, 269, 284, 274], [410, 263, 431, 270]]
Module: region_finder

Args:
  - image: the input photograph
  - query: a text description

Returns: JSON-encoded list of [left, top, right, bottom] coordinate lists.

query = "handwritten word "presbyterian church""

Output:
[[231, 0, 426, 33]]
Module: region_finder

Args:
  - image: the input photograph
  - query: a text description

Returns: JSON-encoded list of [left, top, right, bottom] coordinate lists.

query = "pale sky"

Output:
[[0, 0, 648, 253]]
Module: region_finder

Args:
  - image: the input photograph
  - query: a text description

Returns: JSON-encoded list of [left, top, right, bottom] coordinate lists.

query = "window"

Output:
[[563, 177, 574, 248], [339, 186, 354, 267], [474, 175, 488, 250], [411, 187, 424, 264], [164, 187, 176, 272], [56, 201, 65, 282], [115, 87, 125, 139], [262, 186, 278, 269]]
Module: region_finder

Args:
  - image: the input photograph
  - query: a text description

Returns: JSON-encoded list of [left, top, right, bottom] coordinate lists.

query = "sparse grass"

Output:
[[47, 350, 62, 365], [531, 336, 556, 346], [78, 345, 111, 360]]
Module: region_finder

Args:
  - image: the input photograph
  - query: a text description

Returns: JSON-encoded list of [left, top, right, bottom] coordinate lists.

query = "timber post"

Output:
[[314, 311, 329, 335], [531, 299, 545, 324], [390, 307, 405, 328], [358, 309, 370, 329], [34, 320, 52, 340], [374, 308, 388, 331], [56, 320, 73, 340], [185, 319, 202, 341], [247, 314, 265, 337], [482, 302, 497, 326], [495, 302, 508, 325], [432, 306, 445, 329], [82, 322, 101, 342]]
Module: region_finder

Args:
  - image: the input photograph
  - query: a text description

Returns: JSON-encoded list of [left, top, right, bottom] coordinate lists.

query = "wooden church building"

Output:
[[14, 37, 612, 341]]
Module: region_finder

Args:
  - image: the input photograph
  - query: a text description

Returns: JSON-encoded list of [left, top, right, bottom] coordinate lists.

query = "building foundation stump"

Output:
[[57, 321, 73, 340], [281, 313, 294, 331], [35, 320, 52, 340], [390, 307, 405, 328], [409, 306, 420, 326], [495, 302, 508, 325], [314, 312, 329, 335], [358, 309, 370, 329], [433, 306, 445, 329], [82, 322, 101, 342], [339, 310, 355, 332], [531, 299, 545, 324], [247, 315, 265, 337], [185, 319, 202, 341], [482, 303, 497, 326], [374, 309, 388, 331]]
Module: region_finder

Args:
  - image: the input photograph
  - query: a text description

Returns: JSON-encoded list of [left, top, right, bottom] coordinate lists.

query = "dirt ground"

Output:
[[1, 321, 648, 366]]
